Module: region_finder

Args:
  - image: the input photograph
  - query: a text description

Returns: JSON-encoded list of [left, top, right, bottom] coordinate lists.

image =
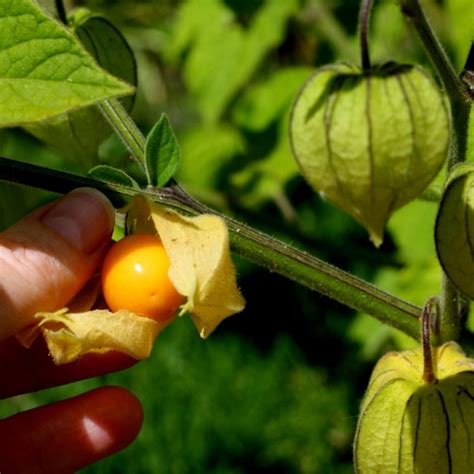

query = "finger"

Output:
[[0, 386, 143, 474], [0, 336, 137, 399], [0, 188, 115, 340]]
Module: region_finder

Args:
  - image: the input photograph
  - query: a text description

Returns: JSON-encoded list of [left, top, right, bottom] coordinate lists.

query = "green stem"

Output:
[[400, 0, 473, 343], [422, 298, 437, 383], [399, 0, 469, 105], [55, 0, 67, 24], [358, 0, 374, 71], [97, 99, 151, 184], [0, 156, 422, 339]]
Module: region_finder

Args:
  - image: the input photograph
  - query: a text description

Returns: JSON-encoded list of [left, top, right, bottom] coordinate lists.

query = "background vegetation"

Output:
[[0, 0, 472, 471]]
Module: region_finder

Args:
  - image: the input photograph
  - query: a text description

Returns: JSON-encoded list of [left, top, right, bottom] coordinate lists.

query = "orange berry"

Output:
[[101, 234, 183, 321]]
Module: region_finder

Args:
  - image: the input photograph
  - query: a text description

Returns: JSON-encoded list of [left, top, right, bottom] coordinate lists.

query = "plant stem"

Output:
[[55, 0, 67, 24], [422, 298, 437, 383], [97, 99, 151, 184], [399, 0, 469, 106], [400, 0, 472, 343], [358, 0, 374, 71], [0, 155, 422, 339]]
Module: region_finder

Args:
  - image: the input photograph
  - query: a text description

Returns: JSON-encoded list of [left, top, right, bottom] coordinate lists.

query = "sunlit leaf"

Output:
[[169, 0, 299, 123], [0, 0, 133, 126], [24, 11, 137, 167]]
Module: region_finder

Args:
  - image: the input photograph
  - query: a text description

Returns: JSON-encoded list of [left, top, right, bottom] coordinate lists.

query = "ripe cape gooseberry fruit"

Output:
[[101, 234, 184, 321], [289, 62, 449, 246], [354, 342, 474, 473]]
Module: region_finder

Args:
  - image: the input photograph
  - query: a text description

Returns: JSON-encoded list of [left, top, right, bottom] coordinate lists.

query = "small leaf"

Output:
[[126, 196, 245, 337], [145, 114, 181, 187], [0, 0, 134, 126], [435, 163, 474, 298], [16, 308, 168, 365], [88, 165, 140, 189]]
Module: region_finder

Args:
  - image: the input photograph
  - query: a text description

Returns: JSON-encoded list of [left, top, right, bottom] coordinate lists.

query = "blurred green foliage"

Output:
[[1, 0, 472, 471]]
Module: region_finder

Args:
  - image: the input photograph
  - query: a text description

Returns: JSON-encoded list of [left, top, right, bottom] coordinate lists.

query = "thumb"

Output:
[[0, 188, 115, 341]]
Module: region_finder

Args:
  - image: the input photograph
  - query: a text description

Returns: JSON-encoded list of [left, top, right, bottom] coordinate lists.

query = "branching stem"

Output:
[[0, 156, 422, 339], [400, 0, 472, 343]]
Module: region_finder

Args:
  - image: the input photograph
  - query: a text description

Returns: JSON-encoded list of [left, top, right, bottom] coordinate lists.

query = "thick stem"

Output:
[[358, 0, 374, 71], [0, 156, 422, 339], [400, 0, 472, 343]]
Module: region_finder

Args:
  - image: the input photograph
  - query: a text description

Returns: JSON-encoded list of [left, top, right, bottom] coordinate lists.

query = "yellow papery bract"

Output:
[[127, 196, 245, 338], [17, 308, 165, 365]]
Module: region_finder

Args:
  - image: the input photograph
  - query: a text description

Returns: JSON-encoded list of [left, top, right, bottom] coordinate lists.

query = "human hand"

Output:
[[0, 189, 143, 474]]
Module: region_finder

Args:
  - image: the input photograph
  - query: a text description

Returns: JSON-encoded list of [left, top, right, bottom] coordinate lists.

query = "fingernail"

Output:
[[42, 188, 115, 254]]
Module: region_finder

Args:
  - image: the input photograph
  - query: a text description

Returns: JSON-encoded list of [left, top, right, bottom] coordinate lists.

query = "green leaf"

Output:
[[0, 0, 133, 127], [168, 0, 299, 123], [87, 164, 139, 188], [446, 0, 474, 68], [231, 112, 298, 210], [233, 66, 313, 131], [178, 124, 245, 192], [145, 114, 181, 187], [24, 11, 137, 169]]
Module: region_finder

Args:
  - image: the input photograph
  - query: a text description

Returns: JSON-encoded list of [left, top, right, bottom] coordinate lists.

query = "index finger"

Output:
[[0, 336, 136, 399]]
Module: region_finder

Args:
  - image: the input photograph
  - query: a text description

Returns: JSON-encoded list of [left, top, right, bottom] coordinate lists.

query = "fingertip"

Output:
[[85, 386, 144, 453], [0, 386, 144, 473]]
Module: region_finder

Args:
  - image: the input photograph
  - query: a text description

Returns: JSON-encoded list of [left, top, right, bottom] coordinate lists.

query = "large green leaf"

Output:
[[169, 0, 299, 123], [25, 11, 137, 168], [0, 0, 133, 127]]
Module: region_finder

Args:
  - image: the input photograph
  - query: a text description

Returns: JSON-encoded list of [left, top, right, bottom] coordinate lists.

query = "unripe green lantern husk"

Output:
[[290, 63, 449, 246], [354, 342, 474, 473], [436, 164, 474, 298]]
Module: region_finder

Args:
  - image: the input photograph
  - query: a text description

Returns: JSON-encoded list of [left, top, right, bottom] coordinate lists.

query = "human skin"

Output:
[[0, 188, 143, 474]]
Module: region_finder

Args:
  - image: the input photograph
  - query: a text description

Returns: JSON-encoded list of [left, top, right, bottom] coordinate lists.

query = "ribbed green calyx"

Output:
[[354, 342, 474, 473], [290, 62, 449, 246], [436, 164, 474, 298]]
